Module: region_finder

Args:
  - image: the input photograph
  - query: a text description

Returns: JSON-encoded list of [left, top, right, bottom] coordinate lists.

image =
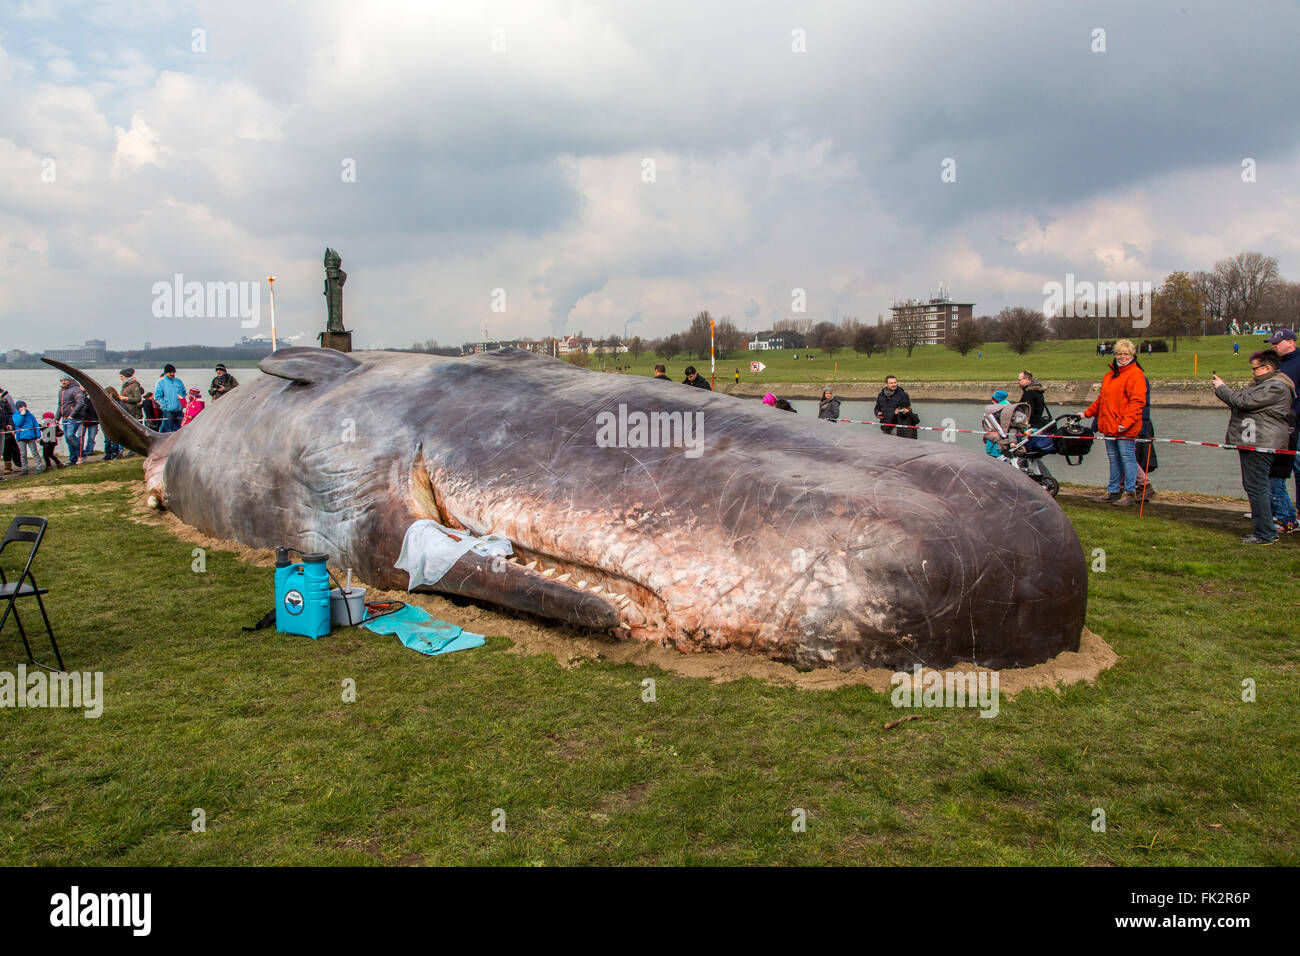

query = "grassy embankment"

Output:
[[0, 459, 1296, 865], [609, 334, 1264, 385]]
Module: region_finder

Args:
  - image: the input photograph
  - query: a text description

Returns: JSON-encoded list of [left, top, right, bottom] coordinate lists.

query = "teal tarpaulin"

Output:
[[361, 604, 485, 657]]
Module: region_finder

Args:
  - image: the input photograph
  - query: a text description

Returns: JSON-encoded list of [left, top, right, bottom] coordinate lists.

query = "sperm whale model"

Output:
[[47, 348, 1086, 670]]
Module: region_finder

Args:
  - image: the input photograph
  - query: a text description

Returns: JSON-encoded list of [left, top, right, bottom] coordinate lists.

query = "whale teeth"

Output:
[[525, 561, 537, 570], [541, 568, 555, 577], [576, 580, 588, 589], [616, 596, 632, 608], [556, 573, 572, 583], [619, 622, 632, 630], [508, 557, 520, 564], [589, 585, 603, 594]]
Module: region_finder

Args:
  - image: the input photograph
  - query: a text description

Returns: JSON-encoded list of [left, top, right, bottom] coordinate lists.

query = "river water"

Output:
[[782, 399, 1252, 498], [0, 367, 1256, 497]]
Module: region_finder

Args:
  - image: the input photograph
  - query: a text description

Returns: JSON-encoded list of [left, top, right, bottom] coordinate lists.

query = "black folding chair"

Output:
[[0, 516, 64, 672]]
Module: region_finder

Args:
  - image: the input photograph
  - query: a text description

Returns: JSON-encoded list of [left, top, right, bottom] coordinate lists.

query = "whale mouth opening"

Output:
[[407, 454, 668, 637]]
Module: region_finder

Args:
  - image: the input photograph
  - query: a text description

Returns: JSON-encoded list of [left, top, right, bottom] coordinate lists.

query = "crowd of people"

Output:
[[653, 336, 1300, 545], [0, 363, 239, 479]]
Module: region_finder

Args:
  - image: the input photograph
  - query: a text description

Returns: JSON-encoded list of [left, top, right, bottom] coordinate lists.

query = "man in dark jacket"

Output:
[[875, 376, 916, 437], [1269, 329, 1300, 502], [683, 366, 712, 390], [209, 363, 240, 399], [652, 364, 671, 381], [57, 376, 87, 465], [0, 395, 14, 476], [1016, 370, 1051, 428]]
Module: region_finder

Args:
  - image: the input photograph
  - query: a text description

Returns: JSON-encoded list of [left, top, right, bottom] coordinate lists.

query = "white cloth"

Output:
[[395, 519, 514, 590]]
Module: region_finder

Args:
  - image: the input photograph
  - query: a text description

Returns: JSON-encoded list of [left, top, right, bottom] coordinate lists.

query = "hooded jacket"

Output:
[[1084, 359, 1146, 437], [58, 382, 87, 420], [1215, 369, 1296, 449], [818, 393, 842, 420], [13, 407, 39, 441]]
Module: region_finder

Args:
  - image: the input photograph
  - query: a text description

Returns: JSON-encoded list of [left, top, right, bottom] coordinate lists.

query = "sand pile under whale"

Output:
[[131, 494, 1117, 694]]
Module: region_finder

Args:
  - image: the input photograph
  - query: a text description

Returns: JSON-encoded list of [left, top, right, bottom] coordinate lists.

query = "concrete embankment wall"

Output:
[[718, 380, 1224, 409]]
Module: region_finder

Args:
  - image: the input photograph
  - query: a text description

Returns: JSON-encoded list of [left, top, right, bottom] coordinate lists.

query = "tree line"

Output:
[[643, 250, 1297, 359]]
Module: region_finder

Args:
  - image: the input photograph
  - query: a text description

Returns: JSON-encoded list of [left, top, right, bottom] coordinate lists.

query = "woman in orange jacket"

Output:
[[1084, 338, 1148, 506]]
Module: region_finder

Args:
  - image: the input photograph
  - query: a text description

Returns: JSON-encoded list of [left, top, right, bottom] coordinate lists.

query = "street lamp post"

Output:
[[267, 276, 277, 351]]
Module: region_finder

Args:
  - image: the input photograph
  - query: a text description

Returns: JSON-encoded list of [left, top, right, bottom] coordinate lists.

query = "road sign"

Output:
[[750, 361, 766, 373]]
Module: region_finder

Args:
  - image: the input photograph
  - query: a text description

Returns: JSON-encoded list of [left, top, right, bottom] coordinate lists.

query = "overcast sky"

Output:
[[2, 0, 1298, 352]]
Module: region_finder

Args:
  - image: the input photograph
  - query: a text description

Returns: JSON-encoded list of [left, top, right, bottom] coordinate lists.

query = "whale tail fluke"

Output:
[[40, 357, 156, 457]]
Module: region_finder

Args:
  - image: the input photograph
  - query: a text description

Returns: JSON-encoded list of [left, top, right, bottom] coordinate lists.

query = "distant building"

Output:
[[43, 340, 108, 363], [4, 349, 31, 363], [748, 330, 805, 350], [890, 288, 974, 346]]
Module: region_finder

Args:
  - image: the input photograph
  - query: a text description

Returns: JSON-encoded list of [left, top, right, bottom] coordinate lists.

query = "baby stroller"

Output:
[[982, 402, 1063, 497]]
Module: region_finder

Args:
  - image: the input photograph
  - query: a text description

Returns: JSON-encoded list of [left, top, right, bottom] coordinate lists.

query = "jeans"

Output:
[[1104, 435, 1139, 493], [62, 419, 82, 462], [1239, 450, 1276, 541], [81, 422, 99, 458], [159, 410, 183, 433], [18, 439, 39, 471], [1270, 478, 1296, 525]]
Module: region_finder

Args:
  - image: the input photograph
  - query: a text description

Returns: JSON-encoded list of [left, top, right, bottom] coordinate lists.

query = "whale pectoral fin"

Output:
[[259, 347, 361, 385], [429, 551, 620, 630]]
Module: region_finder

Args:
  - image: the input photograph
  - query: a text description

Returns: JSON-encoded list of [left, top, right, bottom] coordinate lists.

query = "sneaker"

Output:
[[1241, 534, 1277, 545], [1275, 520, 1298, 534], [1112, 493, 1137, 507], [1135, 484, 1155, 500], [1095, 491, 1122, 502]]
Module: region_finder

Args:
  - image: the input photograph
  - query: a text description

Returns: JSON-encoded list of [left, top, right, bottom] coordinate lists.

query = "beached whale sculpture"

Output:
[[47, 349, 1086, 670]]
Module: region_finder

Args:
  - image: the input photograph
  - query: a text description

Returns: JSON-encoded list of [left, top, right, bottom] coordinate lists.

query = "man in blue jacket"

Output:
[[154, 364, 187, 433], [1269, 329, 1300, 503]]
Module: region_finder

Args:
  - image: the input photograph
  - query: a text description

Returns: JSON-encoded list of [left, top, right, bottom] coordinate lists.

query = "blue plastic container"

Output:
[[275, 549, 332, 639]]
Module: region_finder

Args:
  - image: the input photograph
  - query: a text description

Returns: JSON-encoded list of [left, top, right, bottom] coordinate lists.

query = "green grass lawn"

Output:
[[1, 459, 1296, 865], [610, 334, 1268, 385]]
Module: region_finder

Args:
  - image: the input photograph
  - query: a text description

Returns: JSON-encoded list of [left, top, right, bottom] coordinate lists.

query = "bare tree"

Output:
[[1192, 270, 1229, 335], [1049, 311, 1093, 340], [893, 319, 924, 358], [948, 317, 984, 356], [684, 311, 713, 358], [809, 321, 840, 356], [852, 325, 884, 358], [773, 317, 814, 335], [1152, 271, 1204, 352], [999, 306, 1047, 355], [653, 333, 684, 362], [1257, 280, 1300, 332], [975, 314, 1005, 342], [1215, 252, 1280, 330], [628, 335, 645, 359], [714, 316, 743, 358]]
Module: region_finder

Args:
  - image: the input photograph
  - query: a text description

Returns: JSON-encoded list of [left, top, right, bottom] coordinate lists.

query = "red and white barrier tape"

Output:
[[830, 417, 1300, 456]]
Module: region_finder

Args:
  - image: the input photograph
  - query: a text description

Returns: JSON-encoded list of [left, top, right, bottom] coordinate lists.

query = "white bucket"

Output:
[[329, 587, 367, 627]]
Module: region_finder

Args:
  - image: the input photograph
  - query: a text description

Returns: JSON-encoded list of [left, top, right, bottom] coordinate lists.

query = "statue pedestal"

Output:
[[320, 331, 353, 353]]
